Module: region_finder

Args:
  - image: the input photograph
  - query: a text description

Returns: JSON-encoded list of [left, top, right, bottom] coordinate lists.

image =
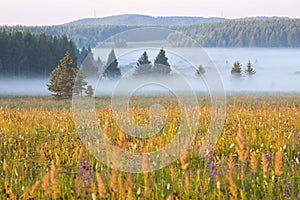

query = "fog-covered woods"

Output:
[[1, 18, 300, 48]]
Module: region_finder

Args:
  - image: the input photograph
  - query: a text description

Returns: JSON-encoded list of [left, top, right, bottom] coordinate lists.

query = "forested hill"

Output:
[[66, 14, 227, 26], [1, 17, 300, 48]]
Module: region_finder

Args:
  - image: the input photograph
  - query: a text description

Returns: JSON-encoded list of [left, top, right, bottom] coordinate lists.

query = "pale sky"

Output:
[[0, 0, 299, 26]]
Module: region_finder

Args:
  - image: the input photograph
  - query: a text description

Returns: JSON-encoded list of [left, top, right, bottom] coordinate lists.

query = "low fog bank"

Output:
[[0, 73, 300, 97], [0, 77, 50, 96], [1, 48, 300, 96]]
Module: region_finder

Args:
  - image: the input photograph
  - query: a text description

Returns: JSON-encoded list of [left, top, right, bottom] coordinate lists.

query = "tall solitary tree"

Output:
[[47, 52, 87, 98], [103, 49, 121, 79], [134, 51, 152, 76], [153, 48, 171, 75], [231, 61, 242, 76]]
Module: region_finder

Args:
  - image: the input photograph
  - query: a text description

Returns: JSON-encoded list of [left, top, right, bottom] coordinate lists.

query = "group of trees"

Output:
[[134, 49, 171, 76], [47, 48, 173, 98], [0, 30, 78, 77], [231, 61, 256, 77], [195, 61, 256, 78], [100, 48, 172, 79]]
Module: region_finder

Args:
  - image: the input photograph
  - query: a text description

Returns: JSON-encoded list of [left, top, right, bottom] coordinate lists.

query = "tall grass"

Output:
[[0, 96, 299, 199]]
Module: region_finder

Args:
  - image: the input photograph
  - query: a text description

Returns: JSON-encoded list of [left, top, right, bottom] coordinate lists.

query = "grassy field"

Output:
[[0, 96, 300, 199]]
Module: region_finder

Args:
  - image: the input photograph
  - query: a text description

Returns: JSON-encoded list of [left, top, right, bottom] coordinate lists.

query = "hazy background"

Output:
[[1, 48, 299, 96], [0, 0, 299, 25]]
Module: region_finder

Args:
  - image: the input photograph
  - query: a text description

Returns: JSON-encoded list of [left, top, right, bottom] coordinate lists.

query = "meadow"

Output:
[[0, 96, 299, 199]]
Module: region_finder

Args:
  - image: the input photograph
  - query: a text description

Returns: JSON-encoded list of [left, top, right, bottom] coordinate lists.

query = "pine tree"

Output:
[[245, 61, 256, 75], [231, 61, 242, 76], [153, 48, 171, 75], [134, 51, 152, 76], [103, 49, 121, 79], [196, 65, 206, 76], [47, 52, 86, 99], [85, 85, 94, 97]]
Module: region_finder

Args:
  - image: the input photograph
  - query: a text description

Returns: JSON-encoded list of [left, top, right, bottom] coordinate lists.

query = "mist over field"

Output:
[[1, 48, 300, 96]]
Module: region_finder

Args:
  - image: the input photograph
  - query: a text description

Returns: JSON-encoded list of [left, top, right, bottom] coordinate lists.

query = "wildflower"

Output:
[[167, 183, 170, 190], [217, 181, 221, 189]]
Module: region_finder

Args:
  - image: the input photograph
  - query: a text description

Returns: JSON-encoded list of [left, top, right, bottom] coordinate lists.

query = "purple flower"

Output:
[[210, 162, 215, 170]]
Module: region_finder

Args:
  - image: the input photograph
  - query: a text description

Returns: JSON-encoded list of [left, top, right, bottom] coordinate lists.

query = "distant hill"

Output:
[[1, 15, 299, 48], [66, 14, 227, 26], [65, 14, 292, 26]]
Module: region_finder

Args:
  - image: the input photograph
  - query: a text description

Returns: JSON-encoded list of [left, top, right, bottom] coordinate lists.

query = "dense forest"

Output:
[[0, 30, 78, 77], [174, 19, 300, 47], [1, 18, 299, 48]]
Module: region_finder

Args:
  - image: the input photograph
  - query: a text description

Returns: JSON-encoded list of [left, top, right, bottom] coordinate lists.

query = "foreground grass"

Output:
[[0, 96, 299, 199]]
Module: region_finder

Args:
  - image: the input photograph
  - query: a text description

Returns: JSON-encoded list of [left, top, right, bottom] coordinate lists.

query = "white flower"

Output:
[[167, 183, 170, 190], [229, 143, 235, 149], [217, 181, 221, 189], [137, 187, 141, 195]]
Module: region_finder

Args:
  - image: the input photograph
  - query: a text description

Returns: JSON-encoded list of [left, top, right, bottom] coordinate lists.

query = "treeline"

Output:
[[174, 19, 300, 47], [1, 19, 300, 48], [0, 30, 77, 77], [0, 25, 136, 49]]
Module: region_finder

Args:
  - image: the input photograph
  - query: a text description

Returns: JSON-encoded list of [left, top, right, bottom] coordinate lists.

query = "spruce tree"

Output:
[[134, 51, 152, 76], [153, 48, 171, 75], [47, 52, 87, 99], [103, 49, 121, 79], [231, 61, 242, 76], [245, 61, 256, 75]]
